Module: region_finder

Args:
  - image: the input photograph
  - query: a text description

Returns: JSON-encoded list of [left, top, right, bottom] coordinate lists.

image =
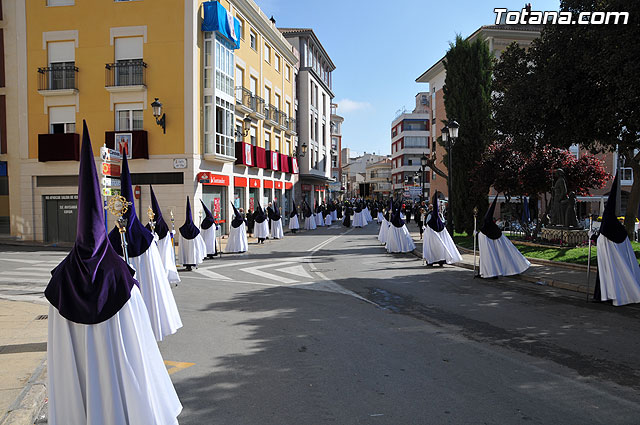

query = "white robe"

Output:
[[597, 235, 640, 306], [129, 244, 182, 341], [353, 212, 365, 228], [254, 220, 269, 239], [270, 218, 284, 239], [316, 213, 325, 227], [200, 225, 217, 256], [378, 218, 389, 244], [157, 233, 180, 284], [377, 212, 384, 222], [331, 210, 338, 221], [178, 233, 206, 266], [226, 222, 249, 253], [386, 224, 416, 253], [364, 208, 372, 222], [304, 216, 316, 230], [47, 285, 182, 425], [289, 215, 300, 231], [422, 226, 463, 265], [324, 214, 332, 226], [478, 233, 531, 278]]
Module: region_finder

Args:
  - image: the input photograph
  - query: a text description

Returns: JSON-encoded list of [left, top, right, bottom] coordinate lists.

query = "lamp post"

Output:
[[151, 98, 166, 134], [443, 120, 459, 234], [420, 153, 428, 204]]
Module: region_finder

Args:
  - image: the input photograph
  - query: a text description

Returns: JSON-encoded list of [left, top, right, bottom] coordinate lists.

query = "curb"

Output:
[[0, 360, 47, 425]]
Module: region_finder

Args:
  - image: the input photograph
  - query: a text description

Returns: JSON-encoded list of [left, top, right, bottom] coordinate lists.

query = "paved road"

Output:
[[2, 223, 640, 424]]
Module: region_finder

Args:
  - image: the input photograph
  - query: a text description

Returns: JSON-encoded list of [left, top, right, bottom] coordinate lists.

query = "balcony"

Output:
[[265, 104, 280, 127], [38, 133, 80, 162], [286, 117, 297, 136], [105, 60, 147, 92], [104, 130, 149, 159], [37, 65, 78, 96], [250, 96, 266, 120], [235, 87, 254, 115]]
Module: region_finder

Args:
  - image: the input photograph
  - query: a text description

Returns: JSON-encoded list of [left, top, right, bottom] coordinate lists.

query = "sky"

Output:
[[257, 0, 560, 156]]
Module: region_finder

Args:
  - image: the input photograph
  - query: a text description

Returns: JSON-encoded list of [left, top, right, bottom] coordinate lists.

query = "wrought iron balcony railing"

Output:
[[38, 65, 78, 91], [105, 60, 147, 87]]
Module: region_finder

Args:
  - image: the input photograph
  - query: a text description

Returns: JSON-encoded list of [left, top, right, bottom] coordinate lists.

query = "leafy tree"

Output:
[[442, 35, 493, 234]]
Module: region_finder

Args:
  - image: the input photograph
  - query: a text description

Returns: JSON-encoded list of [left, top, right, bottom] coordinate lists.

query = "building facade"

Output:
[[366, 158, 392, 200], [329, 102, 343, 199], [390, 92, 431, 200], [15, 0, 300, 243], [342, 152, 387, 199], [279, 28, 335, 207]]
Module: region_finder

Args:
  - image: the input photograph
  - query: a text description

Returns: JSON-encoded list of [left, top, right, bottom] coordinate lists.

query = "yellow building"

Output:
[[15, 0, 298, 242]]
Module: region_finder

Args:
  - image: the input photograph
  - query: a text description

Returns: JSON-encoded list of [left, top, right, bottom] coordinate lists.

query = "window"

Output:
[[114, 37, 144, 86], [620, 150, 639, 183], [569, 144, 579, 159], [204, 34, 213, 89], [48, 41, 75, 89], [264, 86, 271, 105], [274, 93, 280, 110], [250, 126, 257, 146], [403, 119, 428, 131], [331, 137, 338, 150], [235, 66, 244, 100], [322, 123, 326, 144], [404, 136, 428, 148], [237, 17, 245, 40], [49, 106, 75, 134], [322, 94, 326, 116], [250, 76, 257, 95], [215, 97, 234, 157], [284, 137, 290, 155], [215, 36, 234, 98], [47, 0, 74, 5], [250, 30, 257, 50], [275, 54, 281, 72], [264, 131, 271, 151], [204, 95, 213, 152], [332, 155, 337, 168], [285, 101, 291, 118], [285, 64, 291, 81], [115, 103, 143, 131], [310, 114, 315, 141], [264, 43, 271, 63], [274, 134, 280, 152]]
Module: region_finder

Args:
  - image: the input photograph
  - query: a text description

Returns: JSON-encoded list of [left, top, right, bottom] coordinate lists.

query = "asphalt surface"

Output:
[[1, 224, 640, 424]]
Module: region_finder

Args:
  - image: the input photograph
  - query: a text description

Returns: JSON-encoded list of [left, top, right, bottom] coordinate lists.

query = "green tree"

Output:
[[442, 35, 493, 233]]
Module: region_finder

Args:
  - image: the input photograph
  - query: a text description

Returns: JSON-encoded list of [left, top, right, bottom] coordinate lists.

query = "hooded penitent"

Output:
[[108, 155, 154, 258], [600, 173, 627, 244], [145, 185, 169, 240], [480, 195, 502, 240], [200, 200, 215, 230], [290, 201, 298, 218], [272, 201, 281, 220], [254, 202, 267, 223], [179, 197, 200, 239], [231, 202, 244, 228], [427, 192, 445, 232], [303, 201, 312, 218], [391, 206, 405, 228], [45, 120, 138, 325]]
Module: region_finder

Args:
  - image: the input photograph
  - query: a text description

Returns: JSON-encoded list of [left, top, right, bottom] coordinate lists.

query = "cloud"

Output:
[[334, 98, 372, 114]]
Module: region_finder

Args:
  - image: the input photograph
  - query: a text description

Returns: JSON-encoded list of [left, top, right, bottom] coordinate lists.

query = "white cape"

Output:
[[377, 212, 384, 222], [378, 218, 389, 244], [178, 233, 206, 266], [226, 222, 249, 253], [478, 233, 530, 278], [386, 224, 416, 253], [48, 285, 182, 425], [422, 226, 463, 264], [324, 214, 332, 226], [597, 235, 640, 306], [157, 233, 180, 284], [289, 215, 300, 230], [316, 213, 324, 227], [270, 218, 284, 239], [304, 216, 316, 230], [254, 220, 269, 239], [201, 225, 217, 256], [129, 244, 182, 341], [331, 210, 338, 221]]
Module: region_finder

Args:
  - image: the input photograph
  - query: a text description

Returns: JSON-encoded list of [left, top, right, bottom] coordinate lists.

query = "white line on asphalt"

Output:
[[0, 271, 52, 277], [278, 264, 313, 279], [0, 276, 50, 283], [191, 268, 233, 281], [0, 258, 45, 264], [241, 266, 298, 284]]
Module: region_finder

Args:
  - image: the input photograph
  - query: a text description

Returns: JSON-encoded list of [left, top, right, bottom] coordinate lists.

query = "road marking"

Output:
[[242, 267, 298, 284], [192, 268, 232, 281], [278, 264, 313, 279], [0, 271, 52, 278], [164, 360, 195, 375], [0, 276, 49, 283]]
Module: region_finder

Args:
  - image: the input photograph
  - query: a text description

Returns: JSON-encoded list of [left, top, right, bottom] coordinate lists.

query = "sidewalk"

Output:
[[0, 300, 48, 425], [407, 228, 594, 294]]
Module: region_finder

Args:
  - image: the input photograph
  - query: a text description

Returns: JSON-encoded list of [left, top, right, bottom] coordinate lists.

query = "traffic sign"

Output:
[[102, 163, 121, 177], [102, 188, 121, 197], [102, 177, 121, 188], [100, 146, 122, 162]]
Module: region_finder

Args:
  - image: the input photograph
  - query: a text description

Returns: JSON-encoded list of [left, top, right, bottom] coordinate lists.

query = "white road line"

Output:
[[241, 268, 298, 284], [1, 271, 52, 278], [192, 268, 232, 281], [278, 264, 313, 279], [0, 258, 44, 264], [0, 276, 50, 283]]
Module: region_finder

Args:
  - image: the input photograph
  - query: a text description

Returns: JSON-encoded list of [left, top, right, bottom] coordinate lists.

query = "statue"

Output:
[[561, 192, 579, 228], [549, 169, 568, 226]]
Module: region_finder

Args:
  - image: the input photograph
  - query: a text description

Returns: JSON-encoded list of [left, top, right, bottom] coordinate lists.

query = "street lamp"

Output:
[[443, 121, 459, 234], [420, 153, 428, 204], [295, 142, 308, 157], [234, 116, 252, 140], [151, 98, 166, 134]]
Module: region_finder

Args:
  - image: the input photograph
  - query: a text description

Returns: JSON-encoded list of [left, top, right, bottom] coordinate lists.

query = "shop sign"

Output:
[[101, 163, 120, 177]]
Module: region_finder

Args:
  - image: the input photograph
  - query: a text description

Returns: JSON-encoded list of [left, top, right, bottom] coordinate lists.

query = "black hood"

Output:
[[480, 195, 502, 240], [600, 173, 628, 243]]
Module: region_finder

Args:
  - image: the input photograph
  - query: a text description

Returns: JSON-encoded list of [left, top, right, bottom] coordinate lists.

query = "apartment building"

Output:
[[280, 28, 335, 207], [366, 158, 392, 201], [15, 0, 298, 242], [329, 102, 343, 198], [390, 92, 431, 199]]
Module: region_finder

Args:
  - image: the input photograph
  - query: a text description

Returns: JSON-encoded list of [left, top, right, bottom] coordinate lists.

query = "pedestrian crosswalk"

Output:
[[0, 254, 66, 304]]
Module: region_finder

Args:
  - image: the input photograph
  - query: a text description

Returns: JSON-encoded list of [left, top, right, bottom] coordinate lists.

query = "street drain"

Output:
[[35, 315, 48, 320]]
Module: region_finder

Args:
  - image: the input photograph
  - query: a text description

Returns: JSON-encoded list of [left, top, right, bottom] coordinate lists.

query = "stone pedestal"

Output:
[[540, 227, 588, 245]]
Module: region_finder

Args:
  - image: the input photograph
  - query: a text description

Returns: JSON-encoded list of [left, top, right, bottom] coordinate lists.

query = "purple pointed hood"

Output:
[[200, 199, 215, 230], [45, 121, 137, 324], [254, 202, 267, 223], [145, 185, 169, 240], [427, 192, 445, 232], [480, 195, 502, 240], [179, 196, 200, 239], [108, 154, 154, 257], [231, 202, 244, 228]]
